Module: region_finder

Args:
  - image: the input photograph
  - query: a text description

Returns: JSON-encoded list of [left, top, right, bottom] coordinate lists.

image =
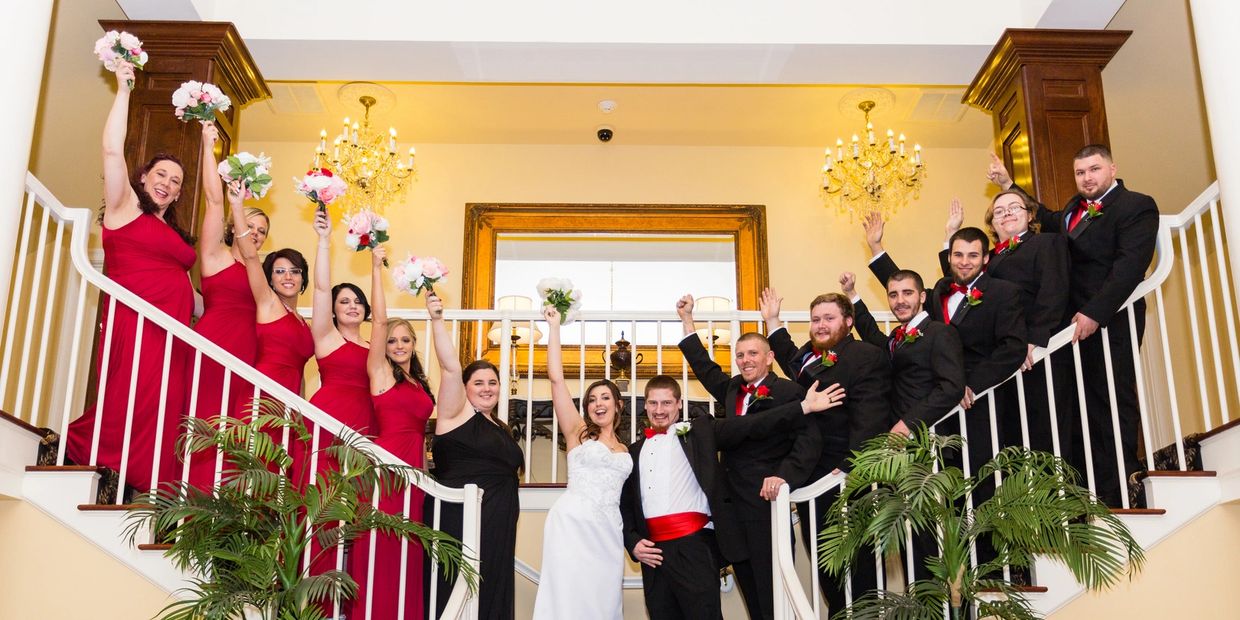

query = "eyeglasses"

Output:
[[273, 268, 304, 276], [992, 205, 1030, 217]]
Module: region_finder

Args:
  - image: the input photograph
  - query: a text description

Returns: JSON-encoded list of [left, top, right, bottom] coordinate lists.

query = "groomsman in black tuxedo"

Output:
[[843, 269, 965, 581], [677, 295, 819, 620], [760, 288, 891, 613], [990, 145, 1160, 507], [866, 225, 1027, 466], [621, 375, 845, 619]]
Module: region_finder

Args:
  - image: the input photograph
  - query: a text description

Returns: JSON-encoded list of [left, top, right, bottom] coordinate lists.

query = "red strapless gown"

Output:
[[186, 261, 258, 489], [350, 380, 433, 620], [255, 307, 313, 396], [66, 213, 195, 492], [300, 340, 375, 582]]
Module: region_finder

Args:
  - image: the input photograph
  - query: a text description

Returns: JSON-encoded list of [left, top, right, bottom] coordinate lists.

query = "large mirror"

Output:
[[461, 203, 769, 374]]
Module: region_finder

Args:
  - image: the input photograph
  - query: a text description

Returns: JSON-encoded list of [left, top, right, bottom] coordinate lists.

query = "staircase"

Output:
[[2, 172, 1238, 619]]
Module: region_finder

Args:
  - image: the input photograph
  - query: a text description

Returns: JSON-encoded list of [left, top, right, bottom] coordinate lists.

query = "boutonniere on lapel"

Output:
[[751, 385, 772, 402], [820, 350, 839, 368], [671, 421, 692, 437], [995, 234, 1022, 255], [1084, 200, 1105, 220], [966, 288, 984, 307], [899, 326, 922, 345]]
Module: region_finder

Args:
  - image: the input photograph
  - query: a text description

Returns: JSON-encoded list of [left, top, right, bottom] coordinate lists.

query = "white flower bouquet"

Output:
[[172, 80, 231, 123], [217, 152, 273, 200], [342, 210, 390, 265], [294, 168, 348, 212], [536, 277, 583, 324], [93, 30, 147, 88], [393, 255, 449, 296]]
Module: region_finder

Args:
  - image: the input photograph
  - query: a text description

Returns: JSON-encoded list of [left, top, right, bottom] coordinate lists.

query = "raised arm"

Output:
[[229, 183, 280, 319], [101, 64, 139, 225], [429, 293, 467, 422], [309, 210, 342, 351], [367, 246, 395, 395], [197, 122, 230, 269], [543, 305, 585, 448], [841, 272, 887, 350]]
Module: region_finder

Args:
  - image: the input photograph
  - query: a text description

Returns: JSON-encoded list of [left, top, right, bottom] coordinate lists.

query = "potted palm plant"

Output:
[[819, 430, 1145, 620], [124, 400, 476, 620]]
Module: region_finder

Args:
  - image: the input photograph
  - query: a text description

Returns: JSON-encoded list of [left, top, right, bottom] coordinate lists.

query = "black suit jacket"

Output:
[[678, 334, 819, 518], [767, 330, 892, 474], [935, 231, 1071, 347], [853, 301, 965, 428], [871, 254, 1027, 394], [619, 403, 810, 564], [1028, 179, 1159, 327]]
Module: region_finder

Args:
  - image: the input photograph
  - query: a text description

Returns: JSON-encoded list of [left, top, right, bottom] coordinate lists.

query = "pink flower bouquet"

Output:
[[295, 168, 348, 212], [94, 30, 148, 88], [217, 152, 273, 199], [172, 81, 231, 123], [343, 210, 391, 265], [393, 255, 449, 296]]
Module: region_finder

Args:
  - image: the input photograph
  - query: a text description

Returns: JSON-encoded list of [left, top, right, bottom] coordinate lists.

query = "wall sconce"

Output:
[[694, 295, 733, 345]]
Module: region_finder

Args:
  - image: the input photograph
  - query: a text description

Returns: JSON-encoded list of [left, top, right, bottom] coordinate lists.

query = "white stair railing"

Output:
[[0, 172, 481, 620], [769, 180, 1238, 618]]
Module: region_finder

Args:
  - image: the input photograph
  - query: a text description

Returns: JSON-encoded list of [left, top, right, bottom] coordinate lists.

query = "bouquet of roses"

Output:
[[393, 255, 449, 296], [343, 210, 390, 265], [294, 168, 348, 212], [536, 277, 583, 324], [218, 152, 273, 200], [172, 81, 231, 123], [93, 30, 147, 88]]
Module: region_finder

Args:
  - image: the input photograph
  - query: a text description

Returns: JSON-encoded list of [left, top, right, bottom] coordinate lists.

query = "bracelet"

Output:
[[235, 228, 253, 239]]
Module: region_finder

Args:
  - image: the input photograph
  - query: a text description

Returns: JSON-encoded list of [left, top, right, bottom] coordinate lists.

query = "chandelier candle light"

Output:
[[821, 100, 925, 221], [315, 94, 416, 214]]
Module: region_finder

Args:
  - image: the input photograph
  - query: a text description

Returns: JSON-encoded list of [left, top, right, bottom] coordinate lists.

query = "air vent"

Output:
[[907, 90, 968, 123], [266, 83, 327, 115]]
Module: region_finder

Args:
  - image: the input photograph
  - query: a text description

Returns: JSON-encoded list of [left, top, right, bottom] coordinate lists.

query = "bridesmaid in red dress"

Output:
[[185, 122, 268, 490], [305, 208, 377, 583], [350, 246, 434, 620], [226, 186, 313, 454], [66, 64, 197, 494]]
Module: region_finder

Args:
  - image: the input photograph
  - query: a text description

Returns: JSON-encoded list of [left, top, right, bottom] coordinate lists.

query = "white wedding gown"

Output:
[[532, 438, 633, 619]]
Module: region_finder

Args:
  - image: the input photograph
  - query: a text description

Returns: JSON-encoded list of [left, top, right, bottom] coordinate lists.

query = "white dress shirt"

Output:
[[639, 433, 712, 523]]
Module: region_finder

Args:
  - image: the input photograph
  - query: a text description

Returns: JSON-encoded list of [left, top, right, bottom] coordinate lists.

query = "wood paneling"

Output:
[[964, 28, 1130, 210]]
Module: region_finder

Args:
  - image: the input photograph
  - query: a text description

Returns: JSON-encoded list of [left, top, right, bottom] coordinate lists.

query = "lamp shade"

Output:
[[694, 295, 733, 344], [488, 295, 543, 344]]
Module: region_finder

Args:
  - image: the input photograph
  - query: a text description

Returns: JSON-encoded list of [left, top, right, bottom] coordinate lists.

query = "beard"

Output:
[[811, 331, 845, 351]]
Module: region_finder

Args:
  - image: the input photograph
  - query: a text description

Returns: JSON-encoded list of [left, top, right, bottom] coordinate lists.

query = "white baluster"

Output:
[[1177, 229, 1214, 431], [0, 192, 36, 409], [12, 205, 50, 421], [28, 218, 65, 426]]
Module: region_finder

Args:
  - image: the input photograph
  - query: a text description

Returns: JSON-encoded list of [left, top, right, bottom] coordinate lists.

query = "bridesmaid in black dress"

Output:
[[423, 292, 522, 620]]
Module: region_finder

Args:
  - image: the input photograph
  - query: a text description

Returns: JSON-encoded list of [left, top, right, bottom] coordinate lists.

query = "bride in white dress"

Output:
[[532, 305, 633, 620]]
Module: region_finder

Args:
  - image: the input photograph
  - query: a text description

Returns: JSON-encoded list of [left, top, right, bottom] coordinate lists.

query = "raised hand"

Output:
[[862, 211, 885, 255], [802, 381, 846, 414], [945, 198, 964, 238], [201, 121, 219, 146], [542, 303, 561, 328], [426, 291, 444, 320], [675, 294, 695, 320], [115, 63, 136, 91], [987, 153, 1014, 189], [313, 208, 331, 239], [839, 271, 857, 298], [372, 244, 387, 269], [759, 287, 782, 328]]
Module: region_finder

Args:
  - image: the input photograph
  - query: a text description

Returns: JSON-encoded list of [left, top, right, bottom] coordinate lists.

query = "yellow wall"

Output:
[[1051, 503, 1240, 619], [0, 499, 173, 619]]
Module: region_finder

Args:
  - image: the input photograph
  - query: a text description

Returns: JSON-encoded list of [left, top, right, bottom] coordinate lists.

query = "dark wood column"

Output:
[[97, 20, 270, 237], [963, 29, 1130, 210]]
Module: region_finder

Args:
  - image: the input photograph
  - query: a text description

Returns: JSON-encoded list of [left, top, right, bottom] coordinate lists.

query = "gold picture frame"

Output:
[[461, 203, 770, 376]]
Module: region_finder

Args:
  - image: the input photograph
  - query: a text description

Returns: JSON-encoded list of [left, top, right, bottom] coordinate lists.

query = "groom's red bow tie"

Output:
[[740, 383, 760, 395], [950, 283, 969, 295], [644, 427, 667, 439]]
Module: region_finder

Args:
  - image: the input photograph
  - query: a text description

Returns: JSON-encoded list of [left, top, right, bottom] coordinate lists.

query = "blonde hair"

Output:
[[223, 206, 269, 246]]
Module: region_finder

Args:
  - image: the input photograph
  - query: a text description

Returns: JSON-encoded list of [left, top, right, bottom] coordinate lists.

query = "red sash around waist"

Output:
[[646, 511, 709, 542]]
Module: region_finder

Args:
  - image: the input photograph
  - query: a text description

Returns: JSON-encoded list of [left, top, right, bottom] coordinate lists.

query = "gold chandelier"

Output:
[[313, 94, 416, 214], [820, 100, 925, 221]]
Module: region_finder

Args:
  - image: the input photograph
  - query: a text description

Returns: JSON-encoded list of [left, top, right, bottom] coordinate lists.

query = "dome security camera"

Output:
[[597, 127, 614, 142]]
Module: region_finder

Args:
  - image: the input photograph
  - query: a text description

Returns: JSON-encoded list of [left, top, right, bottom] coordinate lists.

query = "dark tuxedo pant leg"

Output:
[[731, 515, 780, 620], [795, 491, 878, 616], [641, 530, 723, 620], [1075, 308, 1146, 507]]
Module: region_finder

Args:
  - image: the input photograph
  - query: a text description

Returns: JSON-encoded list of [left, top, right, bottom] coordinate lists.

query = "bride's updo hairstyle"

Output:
[[578, 379, 625, 445]]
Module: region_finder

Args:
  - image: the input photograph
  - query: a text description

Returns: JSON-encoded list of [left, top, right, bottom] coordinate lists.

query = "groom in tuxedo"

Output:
[[621, 375, 843, 619], [676, 295, 820, 620]]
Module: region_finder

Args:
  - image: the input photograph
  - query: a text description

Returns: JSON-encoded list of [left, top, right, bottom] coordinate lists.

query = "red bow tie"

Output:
[[740, 383, 760, 395], [950, 283, 969, 295], [644, 427, 668, 439]]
